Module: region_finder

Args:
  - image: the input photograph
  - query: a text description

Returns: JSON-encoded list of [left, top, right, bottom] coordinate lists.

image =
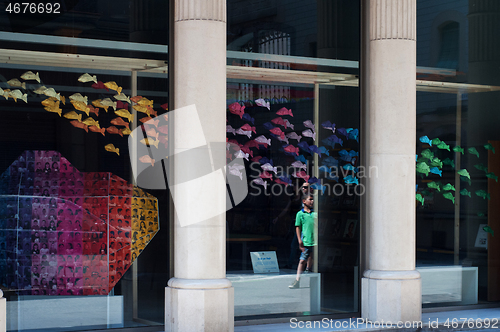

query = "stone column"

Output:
[[467, 0, 500, 302], [361, 0, 421, 323], [165, 0, 234, 331], [0, 290, 5, 332]]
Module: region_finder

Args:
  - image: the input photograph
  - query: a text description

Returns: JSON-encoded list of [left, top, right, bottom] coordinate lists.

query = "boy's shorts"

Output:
[[300, 246, 313, 261]]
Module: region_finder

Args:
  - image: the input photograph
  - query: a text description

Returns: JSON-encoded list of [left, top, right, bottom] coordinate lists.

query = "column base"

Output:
[[362, 270, 421, 323], [165, 278, 234, 332]]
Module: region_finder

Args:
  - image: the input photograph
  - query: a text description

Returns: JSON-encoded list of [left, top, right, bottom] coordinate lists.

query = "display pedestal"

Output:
[[228, 271, 321, 316], [6, 295, 123, 331]]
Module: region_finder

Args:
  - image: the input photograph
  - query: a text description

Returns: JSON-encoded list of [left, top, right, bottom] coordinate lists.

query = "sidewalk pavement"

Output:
[[234, 307, 500, 332]]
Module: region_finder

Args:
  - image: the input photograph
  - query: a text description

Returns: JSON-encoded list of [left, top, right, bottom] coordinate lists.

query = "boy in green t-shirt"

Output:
[[289, 193, 316, 289]]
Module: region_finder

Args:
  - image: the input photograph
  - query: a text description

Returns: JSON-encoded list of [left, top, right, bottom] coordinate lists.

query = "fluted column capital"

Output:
[[175, 0, 226, 22], [370, 0, 416, 41]]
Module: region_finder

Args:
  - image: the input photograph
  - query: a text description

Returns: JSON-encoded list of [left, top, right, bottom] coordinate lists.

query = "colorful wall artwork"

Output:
[[0, 151, 159, 295]]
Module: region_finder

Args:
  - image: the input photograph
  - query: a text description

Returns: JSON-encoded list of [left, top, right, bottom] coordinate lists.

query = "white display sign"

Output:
[[250, 251, 280, 273], [474, 224, 488, 248]]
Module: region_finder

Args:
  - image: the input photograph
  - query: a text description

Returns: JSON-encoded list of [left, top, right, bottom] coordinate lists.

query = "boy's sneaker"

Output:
[[303, 269, 312, 274], [289, 279, 300, 289]]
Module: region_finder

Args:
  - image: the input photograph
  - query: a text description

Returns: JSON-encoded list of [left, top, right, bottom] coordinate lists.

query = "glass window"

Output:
[[226, 0, 360, 319], [0, 1, 169, 330], [416, 0, 500, 307]]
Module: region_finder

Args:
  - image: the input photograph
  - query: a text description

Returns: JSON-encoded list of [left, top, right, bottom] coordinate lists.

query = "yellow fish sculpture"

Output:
[[104, 81, 122, 94], [105, 144, 120, 155], [63, 111, 82, 122], [44, 105, 62, 117], [115, 109, 134, 123]]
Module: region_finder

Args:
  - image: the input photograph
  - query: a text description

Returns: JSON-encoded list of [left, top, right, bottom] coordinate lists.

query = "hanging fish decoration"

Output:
[[442, 192, 455, 204], [8, 90, 27, 103], [7, 78, 26, 89], [71, 100, 90, 116], [136, 97, 153, 106], [286, 132, 301, 142], [242, 113, 255, 124], [453, 146, 464, 154], [21, 71, 41, 83], [283, 119, 294, 130], [276, 107, 293, 117], [228, 102, 245, 119], [78, 73, 98, 84], [42, 87, 60, 100], [91, 81, 108, 91], [69, 93, 88, 105], [484, 143, 496, 154], [303, 120, 315, 131], [63, 111, 82, 122], [114, 93, 131, 104], [70, 120, 88, 132], [240, 124, 256, 134], [252, 178, 268, 189], [140, 138, 159, 149], [322, 121, 335, 132], [106, 126, 124, 137], [302, 129, 316, 141], [283, 144, 299, 156], [89, 126, 105, 136], [33, 86, 48, 94], [110, 117, 130, 129], [104, 144, 119, 155], [255, 98, 270, 110], [475, 190, 490, 200], [81, 117, 100, 128], [104, 81, 122, 94]]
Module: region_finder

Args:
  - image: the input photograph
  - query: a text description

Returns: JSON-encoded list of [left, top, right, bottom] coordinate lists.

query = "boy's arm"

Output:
[[296, 225, 303, 248], [295, 212, 304, 249]]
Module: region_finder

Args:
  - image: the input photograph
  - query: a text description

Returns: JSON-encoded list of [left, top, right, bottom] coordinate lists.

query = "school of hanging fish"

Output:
[[226, 98, 360, 193], [1, 71, 169, 163]]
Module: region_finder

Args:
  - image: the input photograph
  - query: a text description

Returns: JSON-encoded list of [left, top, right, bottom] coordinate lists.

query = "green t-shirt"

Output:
[[295, 209, 316, 246]]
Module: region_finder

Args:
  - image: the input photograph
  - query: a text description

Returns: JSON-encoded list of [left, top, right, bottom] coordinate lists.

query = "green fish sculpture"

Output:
[[460, 188, 471, 197], [437, 141, 450, 151], [416, 162, 430, 176], [460, 176, 472, 186], [474, 163, 488, 172], [443, 158, 455, 168], [457, 169, 470, 179], [484, 143, 495, 154], [443, 192, 455, 204], [483, 226, 494, 236], [421, 189, 432, 197], [416, 193, 424, 206], [486, 172, 498, 182], [453, 146, 464, 154], [475, 190, 490, 200], [468, 147, 480, 158], [430, 157, 443, 168], [431, 138, 442, 146], [443, 183, 455, 191], [427, 181, 441, 192], [421, 149, 434, 160]]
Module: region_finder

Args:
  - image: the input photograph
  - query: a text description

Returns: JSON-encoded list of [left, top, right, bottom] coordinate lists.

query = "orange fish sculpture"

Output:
[[89, 126, 105, 136], [70, 120, 88, 133], [139, 155, 155, 167], [110, 117, 130, 129], [106, 126, 124, 137]]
